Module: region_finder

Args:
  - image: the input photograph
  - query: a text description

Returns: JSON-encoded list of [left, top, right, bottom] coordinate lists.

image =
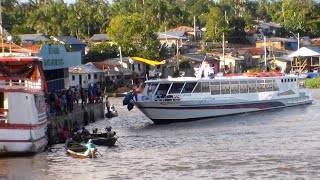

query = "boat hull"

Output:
[[134, 98, 313, 124], [0, 91, 48, 156], [65, 139, 89, 158], [87, 134, 118, 147], [0, 121, 48, 156], [0, 56, 49, 156]]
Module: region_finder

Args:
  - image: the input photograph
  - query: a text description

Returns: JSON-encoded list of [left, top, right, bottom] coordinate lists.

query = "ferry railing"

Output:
[[0, 77, 42, 91], [0, 108, 8, 123]]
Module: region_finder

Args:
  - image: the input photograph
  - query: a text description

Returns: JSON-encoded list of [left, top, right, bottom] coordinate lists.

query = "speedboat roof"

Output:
[[145, 74, 299, 83]]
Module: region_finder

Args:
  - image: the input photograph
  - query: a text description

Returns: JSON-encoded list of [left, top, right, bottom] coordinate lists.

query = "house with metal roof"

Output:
[[89, 34, 112, 44], [69, 63, 104, 89], [168, 25, 204, 41], [157, 31, 189, 55], [157, 31, 188, 43], [52, 36, 87, 56], [19, 34, 50, 45], [288, 47, 320, 73], [233, 47, 264, 70], [256, 37, 298, 51], [256, 21, 281, 36], [180, 54, 220, 75]]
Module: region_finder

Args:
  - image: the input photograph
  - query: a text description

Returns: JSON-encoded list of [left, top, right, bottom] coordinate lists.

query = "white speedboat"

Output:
[[133, 71, 313, 124], [0, 54, 48, 155]]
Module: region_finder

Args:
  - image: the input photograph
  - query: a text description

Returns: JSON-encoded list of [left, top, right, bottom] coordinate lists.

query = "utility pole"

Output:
[[87, 21, 90, 39], [176, 39, 179, 69], [119, 46, 124, 80], [193, 16, 196, 41], [264, 36, 267, 72], [0, 1, 3, 54], [297, 32, 300, 49], [222, 32, 225, 72], [165, 27, 168, 43]]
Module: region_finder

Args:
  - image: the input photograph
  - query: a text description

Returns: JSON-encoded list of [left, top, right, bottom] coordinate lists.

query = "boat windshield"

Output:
[[168, 83, 184, 94], [155, 83, 170, 97]]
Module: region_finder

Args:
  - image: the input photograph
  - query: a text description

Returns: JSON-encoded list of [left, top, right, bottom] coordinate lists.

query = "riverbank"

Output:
[[47, 102, 104, 145]]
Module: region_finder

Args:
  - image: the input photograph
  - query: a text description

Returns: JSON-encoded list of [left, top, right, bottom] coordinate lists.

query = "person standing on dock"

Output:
[[80, 88, 87, 109], [74, 87, 80, 106], [66, 88, 74, 113]]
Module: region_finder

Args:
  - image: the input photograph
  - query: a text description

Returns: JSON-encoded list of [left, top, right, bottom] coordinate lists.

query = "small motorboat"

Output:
[[86, 126, 119, 147], [84, 135, 118, 147], [105, 104, 118, 118]]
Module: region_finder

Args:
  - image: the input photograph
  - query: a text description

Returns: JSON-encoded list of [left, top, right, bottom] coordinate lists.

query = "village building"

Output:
[[69, 63, 104, 89], [235, 47, 265, 70], [288, 47, 320, 73], [51, 36, 87, 57], [17, 34, 84, 91], [256, 21, 281, 36], [37, 44, 82, 91], [260, 56, 292, 73], [157, 31, 189, 55], [256, 37, 298, 51], [89, 34, 112, 45], [180, 54, 220, 75], [19, 34, 50, 46], [168, 25, 204, 41]]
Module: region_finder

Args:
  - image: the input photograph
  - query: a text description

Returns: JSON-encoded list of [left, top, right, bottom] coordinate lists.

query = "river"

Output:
[[1, 90, 320, 179]]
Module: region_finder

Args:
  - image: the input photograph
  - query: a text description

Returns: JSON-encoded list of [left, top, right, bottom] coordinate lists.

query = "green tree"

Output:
[[85, 42, 118, 62], [281, 0, 314, 33], [228, 17, 248, 44], [267, 0, 283, 23], [107, 13, 165, 60], [206, 6, 228, 42], [256, 0, 271, 22]]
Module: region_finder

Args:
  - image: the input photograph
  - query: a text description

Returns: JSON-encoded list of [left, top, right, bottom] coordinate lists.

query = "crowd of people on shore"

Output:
[[47, 85, 103, 116]]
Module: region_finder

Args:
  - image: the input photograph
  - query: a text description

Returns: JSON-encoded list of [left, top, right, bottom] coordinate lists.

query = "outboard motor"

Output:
[[105, 104, 118, 118]]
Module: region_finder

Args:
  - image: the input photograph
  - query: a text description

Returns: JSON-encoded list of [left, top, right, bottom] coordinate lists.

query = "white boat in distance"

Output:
[[134, 71, 313, 124], [0, 54, 48, 156]]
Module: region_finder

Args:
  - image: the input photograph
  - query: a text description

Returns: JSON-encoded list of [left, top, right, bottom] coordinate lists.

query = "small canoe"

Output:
[[65, 139, 88, 158]]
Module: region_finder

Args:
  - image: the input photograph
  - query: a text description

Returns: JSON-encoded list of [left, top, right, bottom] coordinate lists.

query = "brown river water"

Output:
[[1, 90, 320, 179]]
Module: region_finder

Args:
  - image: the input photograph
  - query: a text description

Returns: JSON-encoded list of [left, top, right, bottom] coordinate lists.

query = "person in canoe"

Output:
[[85, 139, 97, 158], [81, 127, 90, 137], [105, 126, 116, 139]]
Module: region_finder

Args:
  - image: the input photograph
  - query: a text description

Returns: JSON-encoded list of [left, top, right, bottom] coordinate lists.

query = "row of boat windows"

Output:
[[152, 79, 282, 95]]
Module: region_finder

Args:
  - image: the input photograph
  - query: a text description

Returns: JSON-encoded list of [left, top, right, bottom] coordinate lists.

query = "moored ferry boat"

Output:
[[133, 71, 313, 124], [0, 54, 48, 155]]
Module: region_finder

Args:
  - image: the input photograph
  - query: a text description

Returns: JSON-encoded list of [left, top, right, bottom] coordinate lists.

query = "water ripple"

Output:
[[1, 90, 320, 179]]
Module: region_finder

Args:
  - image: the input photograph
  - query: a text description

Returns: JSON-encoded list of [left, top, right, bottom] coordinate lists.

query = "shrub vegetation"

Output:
[[306, 77, 320, 89]]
